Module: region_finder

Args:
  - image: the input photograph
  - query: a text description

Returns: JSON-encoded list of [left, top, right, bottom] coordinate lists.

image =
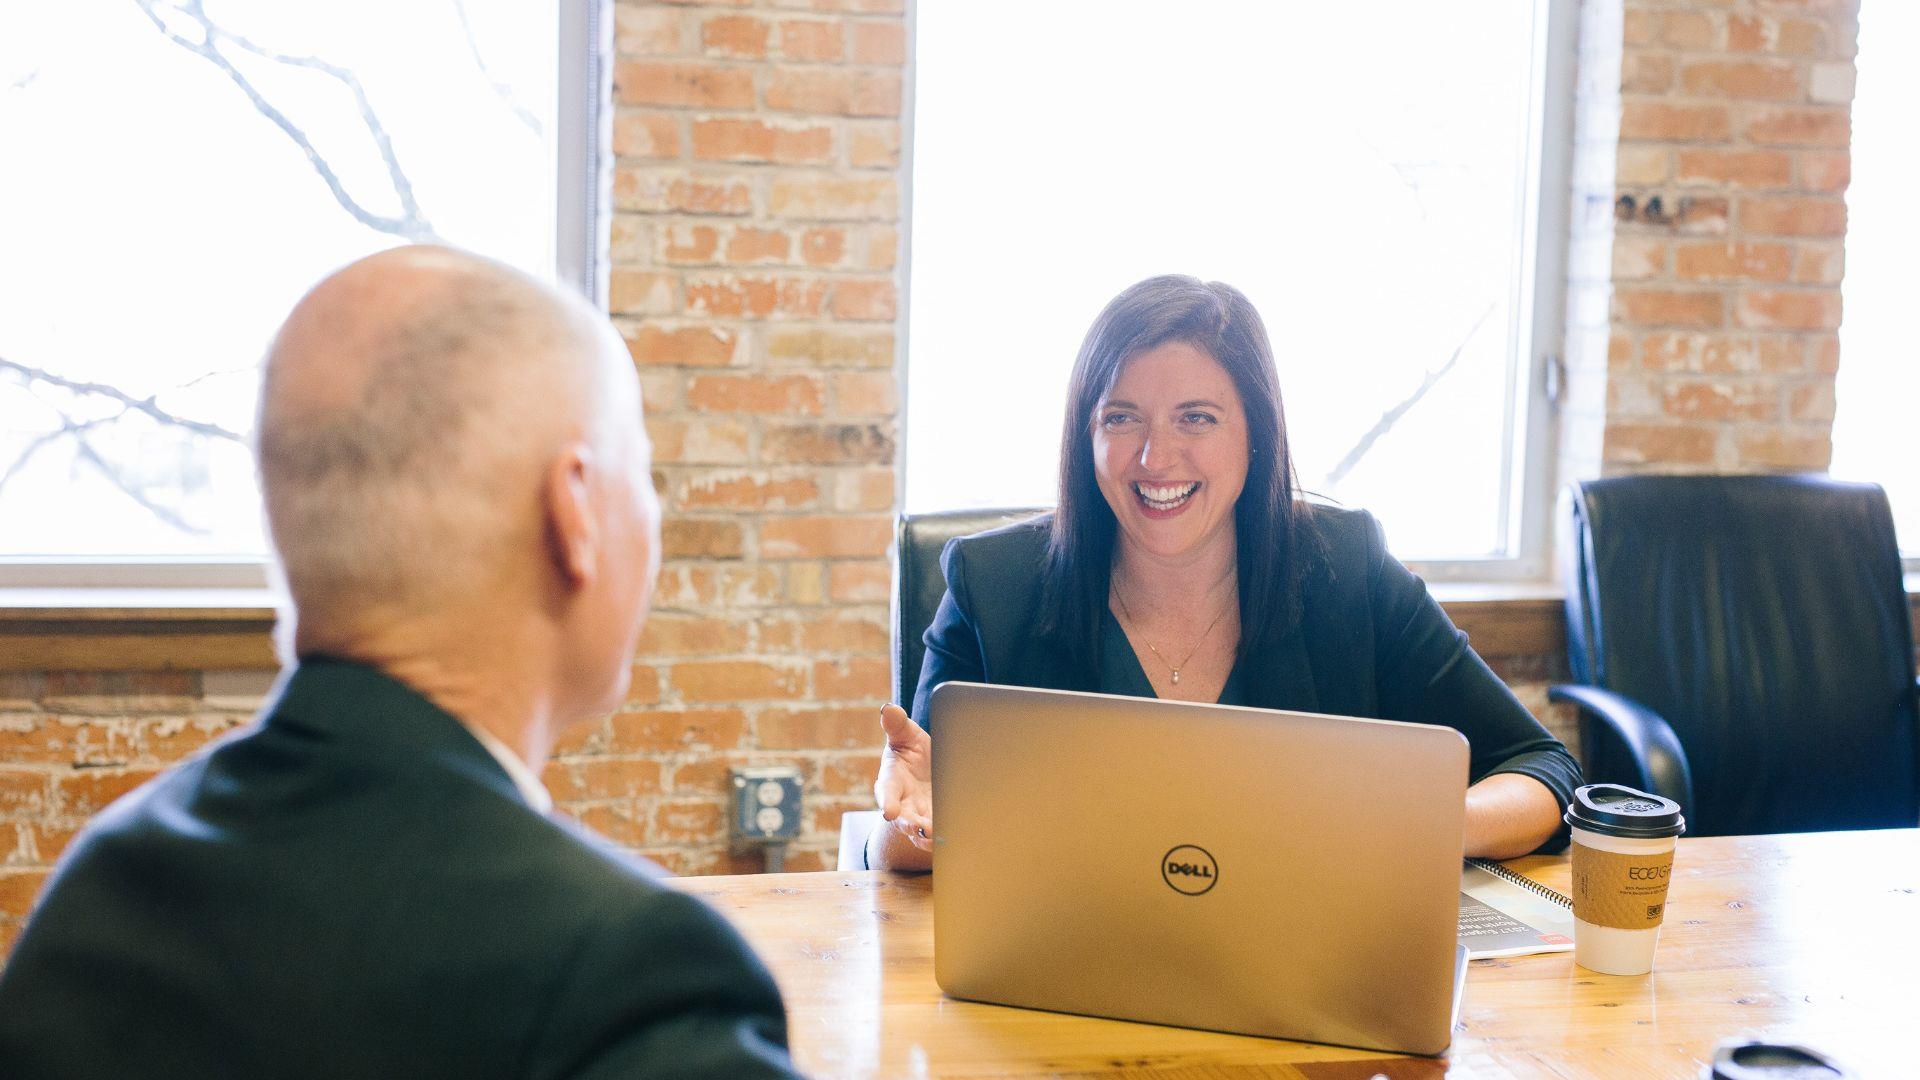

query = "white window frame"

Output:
[[0, 0, 610, 596], [1403, 0, 1574, 585]]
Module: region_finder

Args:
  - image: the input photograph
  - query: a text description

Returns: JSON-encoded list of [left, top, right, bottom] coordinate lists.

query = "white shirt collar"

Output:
[[465, 723, 553, 815]]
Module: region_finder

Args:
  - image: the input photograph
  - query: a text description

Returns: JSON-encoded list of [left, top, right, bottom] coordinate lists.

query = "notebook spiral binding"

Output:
[[1467, 858, 1573, 907]]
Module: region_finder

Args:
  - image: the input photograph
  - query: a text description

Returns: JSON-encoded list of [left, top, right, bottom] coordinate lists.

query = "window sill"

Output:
[[0, 587, 279, 672], [1431, 583, 1565, 658], [0, 586, 279, 616], [1433, 575, 1920, 660]]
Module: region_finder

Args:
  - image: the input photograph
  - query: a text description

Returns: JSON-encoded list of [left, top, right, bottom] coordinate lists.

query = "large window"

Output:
[[0, 1, 602, 582], [905, 1, 1569, 572], [1832, 3, 1918, 561]]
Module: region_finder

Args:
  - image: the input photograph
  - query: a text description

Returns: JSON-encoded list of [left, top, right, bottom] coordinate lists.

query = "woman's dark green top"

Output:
[[1098, 608, 1250, 704], [909, 507, 1581, 820]]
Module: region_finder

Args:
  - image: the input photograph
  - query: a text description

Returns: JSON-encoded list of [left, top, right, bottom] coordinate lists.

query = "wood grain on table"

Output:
[[676, 830, 1918, 1078]]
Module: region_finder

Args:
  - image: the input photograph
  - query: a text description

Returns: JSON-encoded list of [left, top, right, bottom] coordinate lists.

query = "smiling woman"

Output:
[[868, 276, 1581, 872], [1044, 279, 1297, 707]]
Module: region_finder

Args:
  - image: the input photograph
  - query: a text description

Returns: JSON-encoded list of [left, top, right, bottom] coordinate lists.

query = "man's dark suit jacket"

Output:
[[0, 658, 801, 1079], [911, 507, 1581, 815]]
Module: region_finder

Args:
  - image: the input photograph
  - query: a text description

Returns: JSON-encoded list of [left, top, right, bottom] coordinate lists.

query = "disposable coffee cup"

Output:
[[1564, 783, 1685, 976]]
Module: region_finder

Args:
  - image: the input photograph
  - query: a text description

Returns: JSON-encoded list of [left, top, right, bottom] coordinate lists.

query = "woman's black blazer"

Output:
[[911, 506, 1580, 812]]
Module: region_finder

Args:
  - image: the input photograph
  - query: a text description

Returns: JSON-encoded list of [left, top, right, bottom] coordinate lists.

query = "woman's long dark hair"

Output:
[[1037, 275, 1313, 674]]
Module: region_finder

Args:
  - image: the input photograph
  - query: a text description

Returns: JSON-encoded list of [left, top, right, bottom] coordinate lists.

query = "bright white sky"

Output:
[[0, 0, 553, 558]]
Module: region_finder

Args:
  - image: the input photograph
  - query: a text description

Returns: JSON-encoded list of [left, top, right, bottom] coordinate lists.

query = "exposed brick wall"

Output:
[[1571, 0, 1858, 475], [584, 0, 906, 875]]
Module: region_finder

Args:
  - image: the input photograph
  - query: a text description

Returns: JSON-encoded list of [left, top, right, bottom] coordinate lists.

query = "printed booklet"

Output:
[[1459, 859, 1576, 959]]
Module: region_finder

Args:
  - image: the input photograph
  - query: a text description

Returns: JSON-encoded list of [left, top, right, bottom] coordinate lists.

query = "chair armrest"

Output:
[[1547, 684, 1696, 811]]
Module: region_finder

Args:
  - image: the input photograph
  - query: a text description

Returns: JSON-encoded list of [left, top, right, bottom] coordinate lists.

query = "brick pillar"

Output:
[[543, 0, 908, 874], [1569, 0, 1858, 477]]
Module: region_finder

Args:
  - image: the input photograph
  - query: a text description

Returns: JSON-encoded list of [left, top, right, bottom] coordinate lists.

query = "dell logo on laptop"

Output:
[[1162, 845, 1219, 896]]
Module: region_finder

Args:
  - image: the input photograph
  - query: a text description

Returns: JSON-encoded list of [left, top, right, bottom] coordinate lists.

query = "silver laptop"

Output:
[[930, 682, 1471, 1056]]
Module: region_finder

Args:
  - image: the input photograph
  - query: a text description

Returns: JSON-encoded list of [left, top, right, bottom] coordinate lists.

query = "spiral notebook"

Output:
[[1458, 859, 1575, 959]]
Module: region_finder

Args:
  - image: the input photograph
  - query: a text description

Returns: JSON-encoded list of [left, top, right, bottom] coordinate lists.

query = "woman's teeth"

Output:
[[1135, 482, 1198, 510]]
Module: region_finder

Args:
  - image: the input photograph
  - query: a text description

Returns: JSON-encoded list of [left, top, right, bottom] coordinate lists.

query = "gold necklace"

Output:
[[1111, 586, 1233, 687]]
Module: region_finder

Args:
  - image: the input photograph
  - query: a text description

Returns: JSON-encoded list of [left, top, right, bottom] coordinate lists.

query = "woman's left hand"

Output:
[[875, 703, 934, 852]]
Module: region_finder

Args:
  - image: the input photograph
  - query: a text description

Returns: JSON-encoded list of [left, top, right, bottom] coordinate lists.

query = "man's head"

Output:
[[257, 245, 658, 721]]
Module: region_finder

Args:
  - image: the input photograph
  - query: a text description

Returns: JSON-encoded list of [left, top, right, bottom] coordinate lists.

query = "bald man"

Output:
[[0, 248, 803, 1079]]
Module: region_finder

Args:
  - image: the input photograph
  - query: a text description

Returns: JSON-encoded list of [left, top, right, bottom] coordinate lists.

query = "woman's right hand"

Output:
[[875, 703, 933, 852]]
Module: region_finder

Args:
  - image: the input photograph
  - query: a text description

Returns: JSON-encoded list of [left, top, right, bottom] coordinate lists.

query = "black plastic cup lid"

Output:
[[1564, 783, 1685, 839], [1709, 1039, 1852, 1079]]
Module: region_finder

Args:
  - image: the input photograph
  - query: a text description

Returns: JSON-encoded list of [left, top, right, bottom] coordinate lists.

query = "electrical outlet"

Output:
[[730, 765, 803, 843]]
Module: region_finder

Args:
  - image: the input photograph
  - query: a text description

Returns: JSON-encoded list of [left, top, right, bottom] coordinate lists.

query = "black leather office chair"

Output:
[[1549, 475, 1919, 837], [892, 507, 1047, 706]]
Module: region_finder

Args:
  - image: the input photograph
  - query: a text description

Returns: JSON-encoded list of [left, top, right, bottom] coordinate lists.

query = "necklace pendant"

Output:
[[1171, 669, 1181, 686]]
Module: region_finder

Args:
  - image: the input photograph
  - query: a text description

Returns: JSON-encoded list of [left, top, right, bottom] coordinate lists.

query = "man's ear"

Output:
[[543, 443, 599, 589]]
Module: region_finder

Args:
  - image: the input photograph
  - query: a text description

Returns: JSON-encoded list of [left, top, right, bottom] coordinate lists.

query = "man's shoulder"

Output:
[[22, 726, 768, 992], [493, 813, 794, 1077], [353, 759, 710, 938], [59, 726, 686, 918], [528, 811, 677, 907], [0, 729, 793, 1077], [537, 819, 762, 960], [506, 813, 774, 983]]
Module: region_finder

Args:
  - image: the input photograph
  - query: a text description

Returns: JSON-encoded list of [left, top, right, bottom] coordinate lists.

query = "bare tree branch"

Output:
[[0, 411, 125, 490], [73, 434, 205, 535], [1, 356, 246, 443], [215, 31, 431, 235], [2, 354, 235, 533], [133, 0, 441, 242], [452, 0, 543, 137], [177, 364, 257, 390], [1319, 303, 1498, 490]]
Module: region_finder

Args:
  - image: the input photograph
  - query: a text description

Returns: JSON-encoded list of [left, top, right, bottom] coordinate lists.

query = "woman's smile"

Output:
[[1134, 480, 1200, 516]]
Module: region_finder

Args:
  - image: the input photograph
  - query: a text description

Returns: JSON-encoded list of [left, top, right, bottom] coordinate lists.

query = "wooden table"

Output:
[[677, 830, 1918, 1078]]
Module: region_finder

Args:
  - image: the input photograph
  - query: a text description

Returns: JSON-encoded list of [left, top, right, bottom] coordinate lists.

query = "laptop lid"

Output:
[[930, 682, 1470, 1056]]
